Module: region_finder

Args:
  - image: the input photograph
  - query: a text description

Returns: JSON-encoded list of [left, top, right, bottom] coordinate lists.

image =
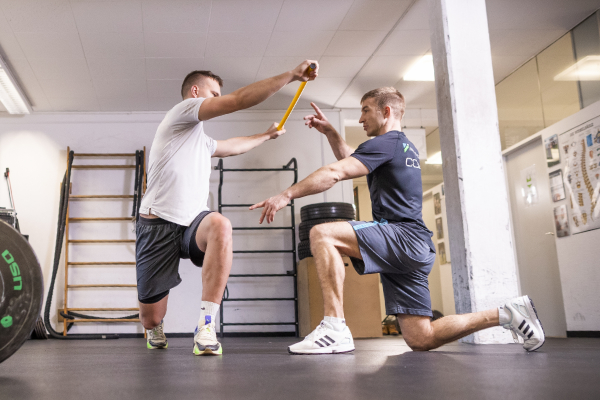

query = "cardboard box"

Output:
[[297, 256, 382, 338]]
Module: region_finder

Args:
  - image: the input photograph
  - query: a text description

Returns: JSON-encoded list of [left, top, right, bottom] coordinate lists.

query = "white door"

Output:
[[505, 137, 567, 337]]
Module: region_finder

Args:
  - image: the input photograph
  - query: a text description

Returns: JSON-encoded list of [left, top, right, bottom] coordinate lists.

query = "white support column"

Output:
[[428, 0, 519, 344]]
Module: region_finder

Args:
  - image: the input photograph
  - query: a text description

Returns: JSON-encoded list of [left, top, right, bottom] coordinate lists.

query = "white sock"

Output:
[[324, 316, 346, 332], [198, 301, 220, 327], [498, 306, 512, 325]]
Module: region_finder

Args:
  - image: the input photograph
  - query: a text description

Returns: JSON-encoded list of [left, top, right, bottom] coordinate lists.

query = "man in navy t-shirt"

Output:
[[251, 87, 545, 355]]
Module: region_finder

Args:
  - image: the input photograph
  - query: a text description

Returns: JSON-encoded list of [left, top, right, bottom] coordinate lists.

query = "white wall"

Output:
[[503, 100, 600, 332], [0, 109, 353, 334]]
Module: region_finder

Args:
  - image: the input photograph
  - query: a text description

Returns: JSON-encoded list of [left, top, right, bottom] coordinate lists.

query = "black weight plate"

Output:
[[297, 240, 312, 260], [0, 221, 44, 364], [301, 203, 355, 222], [299, 218, 350, 241]]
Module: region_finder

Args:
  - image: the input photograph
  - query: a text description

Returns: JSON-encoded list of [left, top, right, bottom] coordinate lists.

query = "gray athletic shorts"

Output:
[[348, 219, 436, 317], [135, 211, 213, 304]]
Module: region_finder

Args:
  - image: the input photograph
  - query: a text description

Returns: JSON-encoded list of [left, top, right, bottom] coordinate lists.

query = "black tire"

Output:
[[300, 202, 355, 222], [297, 240, 312, 260], [299, 218, 350, 241]]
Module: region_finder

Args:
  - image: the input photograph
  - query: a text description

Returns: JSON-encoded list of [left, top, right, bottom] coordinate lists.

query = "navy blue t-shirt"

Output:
[[351, 130, 435, 251]]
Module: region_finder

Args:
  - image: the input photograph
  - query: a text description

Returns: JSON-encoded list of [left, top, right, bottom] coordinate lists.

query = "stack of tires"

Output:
[[297, 202, 356, 260]]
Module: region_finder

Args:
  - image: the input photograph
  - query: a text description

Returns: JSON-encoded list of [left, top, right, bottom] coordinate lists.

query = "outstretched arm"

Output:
[[249, 157, 369, 224], [199, 60, 319, 121], [304, 102, 354, 161], [213, 123, 285, 158]]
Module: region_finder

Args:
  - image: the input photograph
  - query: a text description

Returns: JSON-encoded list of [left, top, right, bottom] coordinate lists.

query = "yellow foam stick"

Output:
[[277, 63, 316, 130]]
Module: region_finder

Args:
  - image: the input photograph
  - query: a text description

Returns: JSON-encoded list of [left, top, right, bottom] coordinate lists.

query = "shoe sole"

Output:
[[523, 295, 545, 352], [193, 344, 222, 356], [288, 345, 355, 355], [147, 342, 168, 350]]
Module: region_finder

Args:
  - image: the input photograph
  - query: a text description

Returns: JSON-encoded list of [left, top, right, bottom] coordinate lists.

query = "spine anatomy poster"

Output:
[[559, 116, 600, 234]]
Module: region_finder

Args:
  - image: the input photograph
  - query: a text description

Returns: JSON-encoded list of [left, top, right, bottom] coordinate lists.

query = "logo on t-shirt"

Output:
[[403, 143, 409, 153]]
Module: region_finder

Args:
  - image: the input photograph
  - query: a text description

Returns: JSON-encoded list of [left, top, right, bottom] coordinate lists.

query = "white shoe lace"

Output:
[[305, 322, 329, 342], [196, 323, 218, 345]]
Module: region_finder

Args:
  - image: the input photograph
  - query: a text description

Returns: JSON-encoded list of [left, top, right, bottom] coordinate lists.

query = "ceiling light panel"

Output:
[[404, 54, 435, 81]]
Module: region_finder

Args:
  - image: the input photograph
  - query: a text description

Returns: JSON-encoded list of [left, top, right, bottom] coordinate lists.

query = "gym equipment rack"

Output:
[[61, 147, 146, 335], [216, 158, 299, 337]]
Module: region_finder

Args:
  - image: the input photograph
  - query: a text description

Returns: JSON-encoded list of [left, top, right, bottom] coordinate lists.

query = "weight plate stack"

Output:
[[297, 240, 312, 261], [297, 202, 356, 260], [300, 202, 355, 222], [0, 221, 44, 364]]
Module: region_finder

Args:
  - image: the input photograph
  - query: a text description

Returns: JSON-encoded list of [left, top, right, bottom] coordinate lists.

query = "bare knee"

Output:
[[209, 214, 232, 243], [140, 314, 163, 330], [398, 316, 437, 351], [404, 336, 434, 352]]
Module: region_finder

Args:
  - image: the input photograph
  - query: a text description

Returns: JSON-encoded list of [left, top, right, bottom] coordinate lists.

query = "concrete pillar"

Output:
[[428, 0, 519, 344]]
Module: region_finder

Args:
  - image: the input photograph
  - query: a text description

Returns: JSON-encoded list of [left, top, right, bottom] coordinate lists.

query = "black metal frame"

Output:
[[216, 158, 299, 337]]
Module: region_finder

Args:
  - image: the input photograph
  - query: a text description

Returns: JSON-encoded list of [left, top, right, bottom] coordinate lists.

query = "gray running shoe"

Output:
[[147, 319, 168, 349]]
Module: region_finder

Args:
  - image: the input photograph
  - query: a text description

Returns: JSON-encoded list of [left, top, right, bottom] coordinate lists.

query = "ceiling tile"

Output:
[[39, 78, 96, 98], [6, 58, 51, 110], [15, 31, 85, 59], [338, 0, 412, 31], [47, 96, 100, 112], [79, 31, 145, 58], [87, 58, 146, 80], [71, 0, 143, 33], [317, 56, 369, 78], [358, 55, 417, 81], [144, 32, 207, 58], [334, 95, 363, 108], [394, 0, 428, 31], [146, 58, 204, 80], [274, 0, 354, 31], [491, 55, 527, 84], [147, 79, 182, 98], [486, 0, 600, 31], [303, 77, 353, 98], [93, 79, 147, 98], [324, 31, 388, 57], [376, 29, 430, 56], [394, 80, 437, 108], [0, 0, 78, 33], [489, 29, 566, 57], [206, 31, 271, 57], [98, 97, 149, 112], [255, 56, 321, 80], [265, 31, 335, 57], [209, 0, 283, 32], [28, 57, 91, 81], [203, 57, 262, 85], [147, 97, 182, 111], [0, 11, 26, 60], [142, 0, 211, 33]]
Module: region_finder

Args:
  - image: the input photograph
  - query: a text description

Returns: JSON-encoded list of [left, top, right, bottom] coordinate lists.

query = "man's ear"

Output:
[[383, 105, 392, 119], [190, 85, 199, 98]]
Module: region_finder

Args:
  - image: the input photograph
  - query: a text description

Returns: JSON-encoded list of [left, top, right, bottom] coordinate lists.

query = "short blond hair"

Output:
[[360, 87, 405, 120]]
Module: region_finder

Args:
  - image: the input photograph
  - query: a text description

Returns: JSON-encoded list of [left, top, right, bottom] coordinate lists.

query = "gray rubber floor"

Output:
[[1, 337, 599, 400]]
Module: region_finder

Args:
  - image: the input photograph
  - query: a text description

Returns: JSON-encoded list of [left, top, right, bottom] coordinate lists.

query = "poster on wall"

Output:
[[438, 242, 447, 264], [436, 217, 444, 239], [549, 170, 566, 202], [553, 205, 570, 237], [433, 193, 442, 215], [520, 165, 538, 207], [544, 134, 561, 167], [559, 116, 600, 234]]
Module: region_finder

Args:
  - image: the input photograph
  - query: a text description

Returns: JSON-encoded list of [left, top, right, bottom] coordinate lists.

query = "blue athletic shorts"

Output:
[[348, 219, 436, 317]]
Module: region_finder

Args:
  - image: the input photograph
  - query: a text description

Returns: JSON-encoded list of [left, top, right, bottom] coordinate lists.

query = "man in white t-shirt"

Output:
[[137, 60, 318, 355]]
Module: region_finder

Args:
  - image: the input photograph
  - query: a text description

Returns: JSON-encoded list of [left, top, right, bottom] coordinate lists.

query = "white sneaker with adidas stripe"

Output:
[[502, 295, 545, 352], [288, 321, 355, 355]]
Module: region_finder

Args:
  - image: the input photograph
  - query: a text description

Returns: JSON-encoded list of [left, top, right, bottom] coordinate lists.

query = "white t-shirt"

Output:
[[140, 98, 217, 226]]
